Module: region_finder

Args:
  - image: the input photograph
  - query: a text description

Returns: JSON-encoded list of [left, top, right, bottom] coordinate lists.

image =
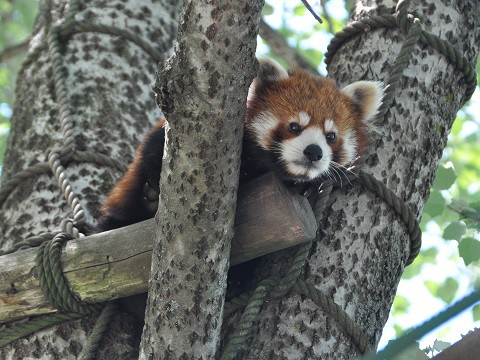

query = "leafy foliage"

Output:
[[0, 0, 39, 170], [391, 342, 429, 360]]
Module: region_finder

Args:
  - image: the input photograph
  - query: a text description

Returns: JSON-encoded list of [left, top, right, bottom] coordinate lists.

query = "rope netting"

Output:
[[0, 0, 476, 358]]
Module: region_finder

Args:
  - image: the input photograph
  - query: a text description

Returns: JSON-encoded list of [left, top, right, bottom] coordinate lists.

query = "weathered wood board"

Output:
[[0, 172, 317, 323]]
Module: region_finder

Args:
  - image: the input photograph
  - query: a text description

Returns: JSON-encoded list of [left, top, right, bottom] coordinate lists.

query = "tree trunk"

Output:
[[0, 0, 180, 358], [138, 1, 264, 358], [221, 0, 480, 358]]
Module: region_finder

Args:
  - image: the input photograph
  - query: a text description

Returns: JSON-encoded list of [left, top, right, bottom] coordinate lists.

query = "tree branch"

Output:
[[139, 1, 264, 358], [0, 40, 28, 63], [259, 19, 318, 73], [300, 0, 323, 25]]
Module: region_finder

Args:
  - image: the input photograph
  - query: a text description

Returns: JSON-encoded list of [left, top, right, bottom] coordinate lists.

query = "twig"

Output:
[[0, 11, 44, 64], [0, 40, 29, 63], [300, 0, 323, 24], [259, 19, 318, 74]]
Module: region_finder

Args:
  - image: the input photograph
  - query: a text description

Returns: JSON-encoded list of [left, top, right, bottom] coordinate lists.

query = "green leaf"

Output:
[[393, 324, 404, 337], [443, 221, 467, 241], [391, 342, 429, 360], [293, 4, 305, 16], [299, 48, 323, 67], [432, 165, 457, 190], [432, 340, 451, 351], [424, 280, 440, 297], [0, 133, 7, 166], [458, 237, 480, 266], [392, 295, 410, 316], [402, 248, 438, 279], [402, 261, 422, 279], [473, 304, 480, 322], [437, 278, 459, 304], [423, 191, 446, 218], [262, 4, 274, 16]]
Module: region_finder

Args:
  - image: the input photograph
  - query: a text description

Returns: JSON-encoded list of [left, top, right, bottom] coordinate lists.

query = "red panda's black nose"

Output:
[[304, 144, 323, 162]]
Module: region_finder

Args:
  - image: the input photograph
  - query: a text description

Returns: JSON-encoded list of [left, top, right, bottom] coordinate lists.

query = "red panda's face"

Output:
[[246, 59, 383, 182]]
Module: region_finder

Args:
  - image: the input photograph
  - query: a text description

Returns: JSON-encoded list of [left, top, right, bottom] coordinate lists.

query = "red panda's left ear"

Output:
[[341, 81, 384, 121], [248, 58, 289, 104]]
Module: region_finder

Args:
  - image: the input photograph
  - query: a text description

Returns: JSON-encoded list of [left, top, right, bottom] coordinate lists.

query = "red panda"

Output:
[[96, 58, 383, 319], [98, 58, 383, 231]]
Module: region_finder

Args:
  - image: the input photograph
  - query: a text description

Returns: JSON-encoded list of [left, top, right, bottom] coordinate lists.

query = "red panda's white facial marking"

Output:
[[280, 125, 332, 180], [246, 58, 384, 182], [324, 119, 337, 133], [248, 111, 279, 150], [342, 129, 358, 165], [293, 112, 311, 127]]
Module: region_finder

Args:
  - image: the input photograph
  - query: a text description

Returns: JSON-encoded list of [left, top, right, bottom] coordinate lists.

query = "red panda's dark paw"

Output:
[[143, 183, 159, 213]]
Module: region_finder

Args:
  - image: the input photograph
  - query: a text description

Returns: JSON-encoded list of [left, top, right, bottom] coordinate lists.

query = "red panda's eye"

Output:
[[289, 122, 302, 134], [326, 132, 336, 143]]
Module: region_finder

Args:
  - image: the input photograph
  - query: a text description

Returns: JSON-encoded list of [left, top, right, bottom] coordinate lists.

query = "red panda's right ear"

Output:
[[248, 58, 289, 103], [256, 58, 289, 84]]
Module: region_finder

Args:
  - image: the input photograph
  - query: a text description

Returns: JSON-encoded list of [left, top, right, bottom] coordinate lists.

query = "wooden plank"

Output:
[[0, 171, 317, 323]]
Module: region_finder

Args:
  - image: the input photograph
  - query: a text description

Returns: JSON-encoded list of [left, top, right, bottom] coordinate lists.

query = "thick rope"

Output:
[[66, 22, 163, 63], [0, 163, 50, 204], [293, 280, 371, 353], [0, 313, 84, 347], [221, 277, 280, 360], [78, 302, 119, 360], [36, 233, 102, 314], [0, 152, 127, 209], [357, 171, 421, 264], [0, 231, 60, 256], [48, 151, 85, 237], [73, 151, 128, 172], [374, 15, 421, 124], [324, 12, 476, 102]]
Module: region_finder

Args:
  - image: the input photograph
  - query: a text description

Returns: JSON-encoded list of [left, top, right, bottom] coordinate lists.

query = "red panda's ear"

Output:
[[256, 58, 289, 84], [248, 58, 289, 103], [341, 81, 384, 121]]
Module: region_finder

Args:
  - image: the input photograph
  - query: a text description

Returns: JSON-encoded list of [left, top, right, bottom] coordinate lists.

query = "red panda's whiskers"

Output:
[[331, 161, 357, 179], [331, 161, 355, 187], [328, 168, 342, 187]]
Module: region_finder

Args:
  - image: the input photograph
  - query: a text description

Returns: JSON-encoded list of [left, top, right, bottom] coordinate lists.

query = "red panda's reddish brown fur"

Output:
[[96, 57, 383, 321], [246, 69, 371, 165], [101, 120, 164, 215], [98, 58, 383, 230]]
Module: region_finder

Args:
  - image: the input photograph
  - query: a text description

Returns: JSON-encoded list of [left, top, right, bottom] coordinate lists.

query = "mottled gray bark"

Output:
[[222, 0, 480, 358], [138, 1, 264, 358], [0, 0, 180, 358]]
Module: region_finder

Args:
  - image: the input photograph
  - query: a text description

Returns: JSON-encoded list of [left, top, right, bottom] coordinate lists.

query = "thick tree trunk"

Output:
[[0, 0, 180, 358], [138, 1, 264, 358], [222, 0, 480, 358]]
